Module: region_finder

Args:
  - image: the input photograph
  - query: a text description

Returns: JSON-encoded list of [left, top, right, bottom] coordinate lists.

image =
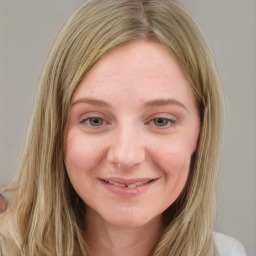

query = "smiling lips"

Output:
[[102, 179, 153, 188], [100, 178, 156, 189], [99, 177, 159, 196]]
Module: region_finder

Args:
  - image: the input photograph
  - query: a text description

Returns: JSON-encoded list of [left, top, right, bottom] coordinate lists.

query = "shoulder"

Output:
[[213, 232, 247, 256]]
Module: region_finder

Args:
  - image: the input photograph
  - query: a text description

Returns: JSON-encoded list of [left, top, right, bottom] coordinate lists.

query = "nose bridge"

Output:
[[107, 120, 145, 168]]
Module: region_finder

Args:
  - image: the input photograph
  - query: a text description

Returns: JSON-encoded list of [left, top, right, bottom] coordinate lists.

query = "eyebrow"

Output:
[[145, 99, 189, 113], [71, 97, 189, 113], [72, 98, 111, 108]]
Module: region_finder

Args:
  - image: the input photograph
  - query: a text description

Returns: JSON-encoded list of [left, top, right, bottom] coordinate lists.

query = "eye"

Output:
[[153, 118, 172, 127], [83, 117, 105, 127], [151, 117, 175, 128]]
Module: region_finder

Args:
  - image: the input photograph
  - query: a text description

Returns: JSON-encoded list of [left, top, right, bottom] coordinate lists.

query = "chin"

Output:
[[102, 207, 160, 228]]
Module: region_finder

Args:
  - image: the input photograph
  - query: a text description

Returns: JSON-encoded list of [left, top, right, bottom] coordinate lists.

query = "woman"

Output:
[[0, 0, 247, 255]]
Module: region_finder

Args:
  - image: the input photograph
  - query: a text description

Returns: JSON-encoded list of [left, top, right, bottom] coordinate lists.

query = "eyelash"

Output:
[[149, 117, 176, 128], [81, 117, 106, 128], [80, 115, 176, 130]]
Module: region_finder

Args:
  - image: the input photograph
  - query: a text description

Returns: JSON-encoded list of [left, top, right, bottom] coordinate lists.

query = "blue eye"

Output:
[[85, 117, 104, 127], [153, 118, 173, 127]]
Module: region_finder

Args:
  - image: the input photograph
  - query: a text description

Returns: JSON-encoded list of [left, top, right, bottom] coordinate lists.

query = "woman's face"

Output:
[[65, 41, 200, 228]]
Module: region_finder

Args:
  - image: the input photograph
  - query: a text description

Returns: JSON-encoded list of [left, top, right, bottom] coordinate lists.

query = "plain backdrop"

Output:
[[0, 1, 255, 255]]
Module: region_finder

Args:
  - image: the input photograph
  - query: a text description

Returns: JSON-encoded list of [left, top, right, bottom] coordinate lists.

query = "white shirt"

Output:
[[213, 232, 247, 256]]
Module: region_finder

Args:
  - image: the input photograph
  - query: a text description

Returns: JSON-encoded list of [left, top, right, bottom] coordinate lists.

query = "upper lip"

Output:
[[99, 177, 158, 185]]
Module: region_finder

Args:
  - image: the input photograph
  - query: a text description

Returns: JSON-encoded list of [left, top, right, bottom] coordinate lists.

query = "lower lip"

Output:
[[99, 179, 159, 197]]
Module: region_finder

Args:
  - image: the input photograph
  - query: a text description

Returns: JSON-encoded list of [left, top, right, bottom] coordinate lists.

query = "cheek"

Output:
[[150, 136, 195, 177], [148, 137, 196, 211], [64, 133, 108, 200], [64, 132, 105, 173]]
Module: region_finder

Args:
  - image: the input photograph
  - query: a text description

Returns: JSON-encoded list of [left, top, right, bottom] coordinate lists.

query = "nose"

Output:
[[107, 123, 146, 169]]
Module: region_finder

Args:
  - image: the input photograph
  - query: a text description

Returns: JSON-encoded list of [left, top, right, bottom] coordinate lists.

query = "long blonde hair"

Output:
[[0, 1, 223, 255]]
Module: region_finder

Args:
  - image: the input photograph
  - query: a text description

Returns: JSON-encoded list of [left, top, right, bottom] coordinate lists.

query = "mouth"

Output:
[[100, 178, 156, 189], [99, 177, 160, 196]]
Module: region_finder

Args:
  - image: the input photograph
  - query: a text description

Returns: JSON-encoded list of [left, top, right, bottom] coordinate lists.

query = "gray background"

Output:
[[0, 1, 255, 255]]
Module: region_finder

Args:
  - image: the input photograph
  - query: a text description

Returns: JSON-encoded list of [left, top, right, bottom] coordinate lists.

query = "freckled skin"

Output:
[[65, 41, 200, 228]]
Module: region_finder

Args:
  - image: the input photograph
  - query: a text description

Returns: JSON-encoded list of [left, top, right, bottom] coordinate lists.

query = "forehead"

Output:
[[72, 41, 194, 105]]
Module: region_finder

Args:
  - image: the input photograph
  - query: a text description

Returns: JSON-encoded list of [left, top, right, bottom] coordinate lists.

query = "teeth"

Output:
[[127, 184, 137, 188], [108, 180, 126, 187], [106, 180, 150, 188]]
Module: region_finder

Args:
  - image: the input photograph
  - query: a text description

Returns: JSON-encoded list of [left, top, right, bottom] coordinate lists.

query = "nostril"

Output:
[[106, 130, 146, 168]]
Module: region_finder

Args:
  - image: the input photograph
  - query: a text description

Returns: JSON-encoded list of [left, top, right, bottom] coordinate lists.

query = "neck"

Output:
[[85, 208, 164, 256]]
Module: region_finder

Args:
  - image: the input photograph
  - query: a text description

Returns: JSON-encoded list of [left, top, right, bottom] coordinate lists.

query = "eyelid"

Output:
[[80, 112, 105, 121], [84, 117, 105, 126], [146, 114, 177, 128], [147, 113, 177, 122], [79, 113, 109, 130]]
